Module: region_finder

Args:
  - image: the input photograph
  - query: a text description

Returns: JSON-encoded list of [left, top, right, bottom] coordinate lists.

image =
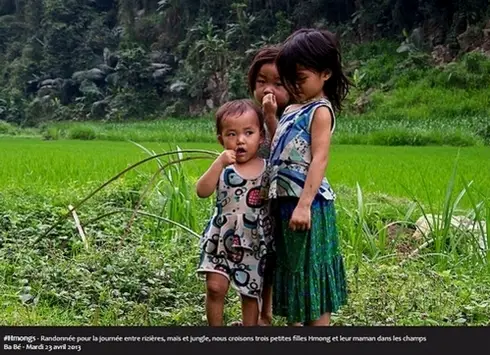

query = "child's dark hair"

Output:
[[276, 28, 350, 112], [247, 45, 281, 95], [215, 99, 264, 135]]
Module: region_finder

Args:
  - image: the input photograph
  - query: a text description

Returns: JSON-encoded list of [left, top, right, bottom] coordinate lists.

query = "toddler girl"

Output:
[[196, 99, 273, 326]]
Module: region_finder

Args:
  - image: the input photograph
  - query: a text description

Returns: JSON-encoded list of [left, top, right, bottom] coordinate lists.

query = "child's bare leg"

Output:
[[306, 312, 331, 326], [258, 284, 273, 325], [258, 254, 274, 325], [205, 273, 229, 326], [241, 295, 259, 326]]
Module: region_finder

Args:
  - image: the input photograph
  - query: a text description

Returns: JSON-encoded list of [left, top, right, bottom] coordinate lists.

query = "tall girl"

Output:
[[267, 29, 349, 326]]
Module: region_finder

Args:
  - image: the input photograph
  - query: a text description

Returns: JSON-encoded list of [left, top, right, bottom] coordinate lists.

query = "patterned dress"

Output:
[[266, 98, 348, 324], [197, 159, 274, 304]]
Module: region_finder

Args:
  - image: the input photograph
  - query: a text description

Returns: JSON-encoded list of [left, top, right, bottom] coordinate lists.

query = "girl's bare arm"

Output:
[[297, 106, 332, 209], [196, 150, 235, 198], [265, 113, 278, 141]]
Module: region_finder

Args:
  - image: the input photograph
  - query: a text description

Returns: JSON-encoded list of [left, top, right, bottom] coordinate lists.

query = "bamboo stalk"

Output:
[[68, 204, 88, 250]]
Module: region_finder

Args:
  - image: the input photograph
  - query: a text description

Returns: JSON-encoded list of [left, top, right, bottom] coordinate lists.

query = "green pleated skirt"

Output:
[[271, 196, 347, 324]]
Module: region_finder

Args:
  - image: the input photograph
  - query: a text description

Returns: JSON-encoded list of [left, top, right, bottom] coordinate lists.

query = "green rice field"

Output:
[[1, 137, 489, 207]]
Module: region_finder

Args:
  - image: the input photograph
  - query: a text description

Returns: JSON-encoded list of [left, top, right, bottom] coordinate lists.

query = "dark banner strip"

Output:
[[1, 326, 487, 355]]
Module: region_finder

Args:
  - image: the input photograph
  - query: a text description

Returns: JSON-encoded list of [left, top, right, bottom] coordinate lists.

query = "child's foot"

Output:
[[258, 315, 272, 326], [228, 319, 270, 326]]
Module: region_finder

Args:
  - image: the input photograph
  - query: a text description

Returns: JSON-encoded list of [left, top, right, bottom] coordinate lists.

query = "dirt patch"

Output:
[[386, 223, 417, 255]]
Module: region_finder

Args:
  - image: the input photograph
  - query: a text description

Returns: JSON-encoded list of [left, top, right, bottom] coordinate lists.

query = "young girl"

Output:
[[247, 45, 290, 161], [267, 28, 350, 326], [196, 99, 273, 326], [223, 45, 291, 327]]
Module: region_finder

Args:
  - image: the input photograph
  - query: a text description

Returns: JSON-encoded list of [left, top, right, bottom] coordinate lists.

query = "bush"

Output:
[[476, 122, 490, 144], [41, 127, 60, 140], [68, 126, 97, 140], [0, 120, 17, 135]]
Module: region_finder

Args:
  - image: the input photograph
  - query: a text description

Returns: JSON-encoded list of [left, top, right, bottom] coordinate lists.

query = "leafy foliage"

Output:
[[0, 1, 488, 125]]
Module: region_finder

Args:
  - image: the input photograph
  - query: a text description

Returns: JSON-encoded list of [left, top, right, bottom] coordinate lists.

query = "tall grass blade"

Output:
[[440, 152, 460, 244], [403, 201, 417, 221], [130, 141, 165, 171], [35, 149, 218, 244], [122, 155, 211, 238], [460, 175, 488, 264]]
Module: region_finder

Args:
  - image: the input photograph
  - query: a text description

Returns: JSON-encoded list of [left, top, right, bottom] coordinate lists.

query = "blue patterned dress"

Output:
[[265, 98, 348, 324]]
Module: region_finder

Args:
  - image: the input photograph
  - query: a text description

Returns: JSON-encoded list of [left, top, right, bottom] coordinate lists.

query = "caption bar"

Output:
[[3, 333, 427, 352]]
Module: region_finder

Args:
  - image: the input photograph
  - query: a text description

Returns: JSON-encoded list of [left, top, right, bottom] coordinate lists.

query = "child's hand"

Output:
[[262, 93, 277, 118], [289, 204, 311, 232], [218, 150, 236, 167]]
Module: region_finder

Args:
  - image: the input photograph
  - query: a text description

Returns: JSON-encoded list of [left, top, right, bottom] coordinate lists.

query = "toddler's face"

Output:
[[218, 109, 263, 164], [253, 63, 290, 111]]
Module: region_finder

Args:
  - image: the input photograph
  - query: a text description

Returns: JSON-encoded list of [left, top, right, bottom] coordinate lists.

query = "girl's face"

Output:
[[289, 65, 330, 102], [218, 109, 264, 164], [253, 63, 290, 111]]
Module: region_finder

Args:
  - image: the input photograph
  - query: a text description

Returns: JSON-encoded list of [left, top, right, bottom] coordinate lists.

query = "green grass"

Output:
[[1, 136, 489, 326], [41, 118, 218, 143], [1, 181, 489, 326], [4, 78, 490, 147], [367, 87, 490, 121], [1, 138, 489, 207], [31, 113, 490, 147], [2, 258, 489, 326]]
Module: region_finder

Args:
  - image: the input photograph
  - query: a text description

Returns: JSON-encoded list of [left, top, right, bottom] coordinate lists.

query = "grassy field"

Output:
[[1, 136, 489, 326], [1, 137, 489, 206], [2, 114, 487, 147]]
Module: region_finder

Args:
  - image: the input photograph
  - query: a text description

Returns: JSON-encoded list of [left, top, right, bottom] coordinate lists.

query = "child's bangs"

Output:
[[276, 45, 303, 93]]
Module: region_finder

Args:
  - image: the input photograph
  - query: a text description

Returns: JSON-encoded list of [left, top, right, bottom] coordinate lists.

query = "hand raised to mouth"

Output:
[[218, 150, 236, 167], [262, 93, 277, 117]]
